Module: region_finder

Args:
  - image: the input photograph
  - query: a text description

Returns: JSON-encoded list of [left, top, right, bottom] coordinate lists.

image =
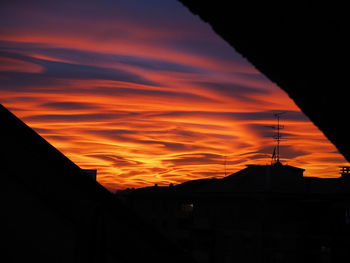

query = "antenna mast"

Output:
[[271, 112, 286, 165]]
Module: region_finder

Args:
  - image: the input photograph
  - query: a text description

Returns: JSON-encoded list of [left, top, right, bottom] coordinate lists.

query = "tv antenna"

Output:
[[266, 112, 286, 165]]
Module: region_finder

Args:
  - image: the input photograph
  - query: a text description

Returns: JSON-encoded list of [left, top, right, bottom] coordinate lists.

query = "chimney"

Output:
[[82, 169, 97, 181]]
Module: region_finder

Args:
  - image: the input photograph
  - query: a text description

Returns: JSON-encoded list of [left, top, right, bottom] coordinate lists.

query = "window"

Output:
[[180, 203, 194, 213]]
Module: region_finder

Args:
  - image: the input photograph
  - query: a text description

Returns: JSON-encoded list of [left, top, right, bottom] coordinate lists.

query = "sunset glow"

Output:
[[1, 0, 347, 191]]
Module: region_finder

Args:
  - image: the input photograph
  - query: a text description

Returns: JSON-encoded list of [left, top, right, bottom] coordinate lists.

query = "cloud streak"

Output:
[[1, 0, 347, 191]]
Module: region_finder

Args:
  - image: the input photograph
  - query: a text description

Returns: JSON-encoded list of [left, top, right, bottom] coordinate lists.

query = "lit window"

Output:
[[180, 203, 194, 212]]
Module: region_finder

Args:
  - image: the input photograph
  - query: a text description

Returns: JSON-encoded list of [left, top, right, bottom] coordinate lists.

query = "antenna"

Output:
[[269, 112, 286, 165]]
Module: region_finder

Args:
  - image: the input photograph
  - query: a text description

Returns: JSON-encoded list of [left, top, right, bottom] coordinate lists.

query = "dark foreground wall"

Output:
[[178, 0, 350, 162], [1, 104, 194, 263]]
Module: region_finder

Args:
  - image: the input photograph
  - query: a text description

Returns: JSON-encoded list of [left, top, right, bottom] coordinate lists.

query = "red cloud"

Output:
[[1, 0, 347, 192]]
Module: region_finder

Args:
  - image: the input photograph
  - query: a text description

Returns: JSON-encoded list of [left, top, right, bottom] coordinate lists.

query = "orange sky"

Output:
[[0, 0, 348, 191]]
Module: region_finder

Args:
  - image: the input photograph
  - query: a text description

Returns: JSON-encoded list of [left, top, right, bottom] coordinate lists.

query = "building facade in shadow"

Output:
[[119, 163, 350, 263]]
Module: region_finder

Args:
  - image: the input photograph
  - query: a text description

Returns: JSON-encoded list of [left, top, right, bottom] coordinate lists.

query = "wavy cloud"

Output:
[[0, 0, 347, 191]]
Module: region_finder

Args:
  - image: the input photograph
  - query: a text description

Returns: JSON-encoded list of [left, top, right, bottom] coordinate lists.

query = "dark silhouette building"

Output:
[[1, 104, 194, 263], [82, 169, 98, 180], [119, 163, 350, 263]]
